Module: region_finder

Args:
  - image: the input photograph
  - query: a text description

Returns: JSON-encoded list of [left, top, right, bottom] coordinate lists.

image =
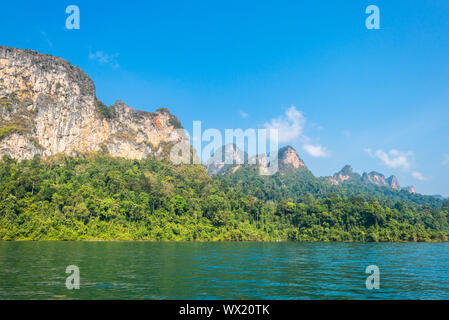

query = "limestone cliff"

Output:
[[387, 175, 400, 190], [405, 186, 416, 194], [205, 144, 248, 175], [327, 165, 415, 194], [327, 165, 360, 185], [0, 46, 183, 160], [362, 172, 400, 190], [278, 146, 306, 170]]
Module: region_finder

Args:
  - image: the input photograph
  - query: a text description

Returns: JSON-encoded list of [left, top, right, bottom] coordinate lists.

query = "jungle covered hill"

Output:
[[0, 154, 448, 242]]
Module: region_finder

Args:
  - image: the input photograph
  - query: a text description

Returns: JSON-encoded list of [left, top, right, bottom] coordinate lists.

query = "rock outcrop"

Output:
[[0, 46, 183, 160], [405, 186, 416, 194], [327, 165, 416, 193], [205, 144, 248, 175], [387, 175, 400, 190], [362, 171, 389, 187], [327, 165, 359, 185], [362, 172, 400, 190], [278, 146, 307, 170]]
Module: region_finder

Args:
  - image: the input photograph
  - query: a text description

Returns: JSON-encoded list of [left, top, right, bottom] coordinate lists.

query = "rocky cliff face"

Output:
[[387, 175, 400, 190], [327, 165, 359, 185], [0, 46, 183, 160], [405, 186, 416, 194], [327, 166, 415, 193], [278, 146, 306, 170], [205, 144, 248, 175], [362, 171, 389, 187], [362, 172, 400, 190]]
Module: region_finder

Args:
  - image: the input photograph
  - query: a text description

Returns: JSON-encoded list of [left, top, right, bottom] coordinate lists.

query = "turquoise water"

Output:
[[0, 242, 448, 299]]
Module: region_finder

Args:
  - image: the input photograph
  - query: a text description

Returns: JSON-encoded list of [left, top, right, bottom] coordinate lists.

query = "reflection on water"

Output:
[[0, 242, 448, 299]]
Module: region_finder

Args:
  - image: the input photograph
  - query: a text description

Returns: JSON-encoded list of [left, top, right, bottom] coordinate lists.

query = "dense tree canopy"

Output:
[[0, 154, 448, 241]]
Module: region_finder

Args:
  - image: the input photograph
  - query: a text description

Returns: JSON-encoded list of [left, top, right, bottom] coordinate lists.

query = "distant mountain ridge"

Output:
[[205, 144, 308, 175], [326, 165, 415, 194], [207, 144, 417, 195], [207, 144, 447, 208]]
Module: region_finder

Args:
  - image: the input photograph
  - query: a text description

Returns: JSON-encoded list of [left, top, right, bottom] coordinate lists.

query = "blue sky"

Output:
[[1, 0, 448, 196]]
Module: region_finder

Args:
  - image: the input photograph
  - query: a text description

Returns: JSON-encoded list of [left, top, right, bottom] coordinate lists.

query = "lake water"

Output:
[[0, 242, 448, 299]]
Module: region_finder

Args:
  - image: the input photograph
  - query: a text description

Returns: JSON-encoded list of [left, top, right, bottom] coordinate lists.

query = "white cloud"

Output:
[[239, 110, 248, 119], [442, 154, 449, 166], [88, 51, 119, 68], [365, 148, 412, 171], [303, 144, 330, 158], [412, 171, 428, 181], [264, 106, 305, 143], [264, 106, 330, 157], [365, 148, 429, 182]]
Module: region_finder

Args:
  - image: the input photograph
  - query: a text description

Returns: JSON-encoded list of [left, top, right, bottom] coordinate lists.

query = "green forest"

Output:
[[0, 154, 448, 241]]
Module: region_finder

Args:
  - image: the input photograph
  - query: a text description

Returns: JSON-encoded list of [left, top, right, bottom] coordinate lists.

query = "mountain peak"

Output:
[[205, 145, 308, 175], [278, 146, 307, 170], [387, 175, 400, 190], [340, 165, 353, 175], [362, 172, 402, 190], [327, 165, 360, 185], [362, 171, 386, 186], [205, 144, 248, 175], [326, 166, 407, 192]]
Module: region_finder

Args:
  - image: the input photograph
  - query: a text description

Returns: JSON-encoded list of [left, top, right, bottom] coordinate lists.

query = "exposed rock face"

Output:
[[206, 144, 307, 175], [387, 175, 400, 190], [278, 146, 306, 170], [362, 171, 389, 187], [0, 46, 183, 160], [327, 166, 413, 192], [405, 186, 416, 194], [205, 144, 248, 175], [362, 172, 400, 190], [327, 165, 359, 185]]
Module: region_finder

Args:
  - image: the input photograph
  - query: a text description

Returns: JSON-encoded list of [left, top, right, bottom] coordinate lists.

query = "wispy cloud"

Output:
[[442, 154, 449, 166], [365, 148, 412, 171], [239, 110, 248, 119], [88, 51, 119, 68], [412, 171, 428, 181], [40, 31, 53, 48], [310, 123, 324, 130], [303, 144, 329, 158], [264, 106, 305, 143], [264, 106, 330, 158], [365, 148, 429, 182]]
